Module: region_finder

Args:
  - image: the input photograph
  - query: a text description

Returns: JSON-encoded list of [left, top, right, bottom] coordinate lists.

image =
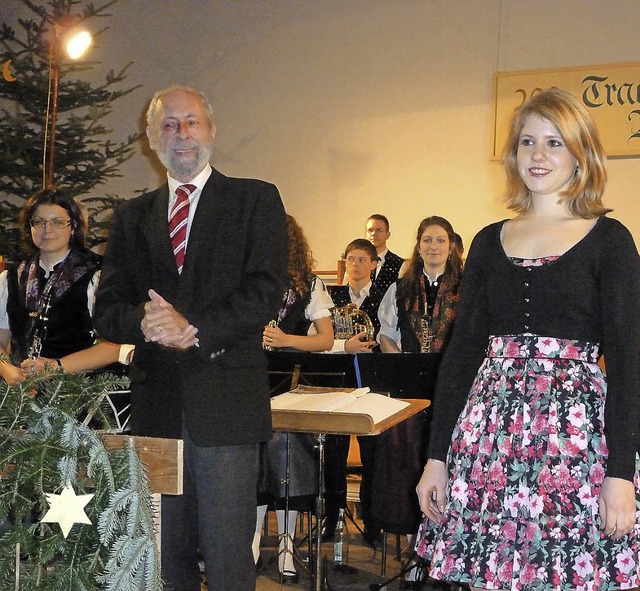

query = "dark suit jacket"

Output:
[[94, 168, 287, 446], [373, 250, 404, 296]]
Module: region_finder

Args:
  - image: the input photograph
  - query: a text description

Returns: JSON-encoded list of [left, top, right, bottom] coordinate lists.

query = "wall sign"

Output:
[[491, 62, 640, 160]]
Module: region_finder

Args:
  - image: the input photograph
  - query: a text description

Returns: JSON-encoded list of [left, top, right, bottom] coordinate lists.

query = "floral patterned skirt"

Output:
[[415, 335, 640, 591]]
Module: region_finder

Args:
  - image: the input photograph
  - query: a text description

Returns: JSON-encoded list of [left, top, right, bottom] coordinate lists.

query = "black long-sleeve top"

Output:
[[429, 216, 640, 481]]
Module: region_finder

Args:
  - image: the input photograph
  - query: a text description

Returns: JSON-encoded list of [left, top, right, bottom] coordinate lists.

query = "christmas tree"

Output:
[[0, 4, 163, 588], [0, 0, 141, 261], [0, 367, 161, 590]]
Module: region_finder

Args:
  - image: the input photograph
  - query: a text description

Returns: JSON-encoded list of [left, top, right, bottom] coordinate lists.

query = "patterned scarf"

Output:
[[16, 249, 100, 357], [403, 272, 460, 353], [275, 276, 318, 325]]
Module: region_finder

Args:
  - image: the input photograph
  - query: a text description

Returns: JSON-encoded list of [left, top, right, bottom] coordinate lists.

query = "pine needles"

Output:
[[0, 371, 161, 591]]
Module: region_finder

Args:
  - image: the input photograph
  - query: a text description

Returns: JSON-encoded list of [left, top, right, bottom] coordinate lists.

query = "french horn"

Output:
[[331, 303, 375, 340]]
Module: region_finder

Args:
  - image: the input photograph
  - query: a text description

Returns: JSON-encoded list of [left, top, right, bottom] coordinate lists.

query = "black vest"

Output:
[[397, 281, 426, 354], [397, 278, 440, 353], [276, 279, 315, 337], [6, 251, 100, 362], [328, 283, 383, 339], [373, 250, 404, 296]]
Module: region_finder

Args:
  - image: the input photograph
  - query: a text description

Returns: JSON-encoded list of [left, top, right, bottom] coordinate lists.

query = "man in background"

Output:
[[366, 214, 404, 295], [94, 85, 287, 591]]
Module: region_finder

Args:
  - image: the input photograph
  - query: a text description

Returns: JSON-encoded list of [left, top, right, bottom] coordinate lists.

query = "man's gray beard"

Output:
[[156, 143, 213, 180]]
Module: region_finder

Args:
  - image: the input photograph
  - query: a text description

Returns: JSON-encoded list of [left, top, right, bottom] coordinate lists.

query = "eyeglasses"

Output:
[[30, 218, 72, 230]]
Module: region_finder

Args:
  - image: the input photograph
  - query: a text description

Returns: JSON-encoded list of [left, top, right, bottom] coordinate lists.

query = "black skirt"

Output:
[[258, 432, 318, 507]]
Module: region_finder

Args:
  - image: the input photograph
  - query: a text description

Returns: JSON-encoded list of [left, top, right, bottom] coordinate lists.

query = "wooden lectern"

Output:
[[101, 434, 183, 496], [101, 433, 183, 558], [271, 388, 429, 591]]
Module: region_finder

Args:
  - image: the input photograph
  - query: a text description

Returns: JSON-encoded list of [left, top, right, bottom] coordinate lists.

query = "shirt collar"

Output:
[[167, 163, 212, 203], [423, 269, 444, 285], [349, 280, 372, 301], [39, 250, 70, 275]]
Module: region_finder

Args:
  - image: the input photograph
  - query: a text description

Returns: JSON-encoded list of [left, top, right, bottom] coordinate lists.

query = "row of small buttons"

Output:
[[523, 267, 533, 331]]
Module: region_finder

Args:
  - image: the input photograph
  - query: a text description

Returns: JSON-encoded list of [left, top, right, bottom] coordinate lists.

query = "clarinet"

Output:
[[262, 319, 278, 351], [420, 302, 434, 353], [27, 292, 53, 360]]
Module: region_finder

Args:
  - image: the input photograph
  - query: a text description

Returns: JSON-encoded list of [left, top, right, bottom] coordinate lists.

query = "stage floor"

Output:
[[202, 503, 455, 591]]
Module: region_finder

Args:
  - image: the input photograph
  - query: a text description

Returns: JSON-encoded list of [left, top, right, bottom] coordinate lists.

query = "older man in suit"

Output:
[[94, 86, 287, 591]]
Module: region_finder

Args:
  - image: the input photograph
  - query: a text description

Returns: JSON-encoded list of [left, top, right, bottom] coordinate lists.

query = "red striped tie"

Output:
[[169, 184, 195, 273]]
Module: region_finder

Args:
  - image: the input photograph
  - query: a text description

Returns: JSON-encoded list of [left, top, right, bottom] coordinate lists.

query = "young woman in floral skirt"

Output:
[[416, 87, 640, 591]]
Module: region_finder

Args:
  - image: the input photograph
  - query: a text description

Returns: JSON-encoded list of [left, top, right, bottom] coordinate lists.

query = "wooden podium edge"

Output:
[[101, 434, 184, 495], [271, 398, 430, 436]]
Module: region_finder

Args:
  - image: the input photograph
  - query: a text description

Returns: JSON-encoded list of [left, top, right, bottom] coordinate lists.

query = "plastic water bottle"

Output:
[[333, 508, 350, 569]]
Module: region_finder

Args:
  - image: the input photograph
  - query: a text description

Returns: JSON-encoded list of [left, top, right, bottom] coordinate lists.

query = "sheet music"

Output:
[[336, 394, 409, 425], [270, 388, 409, 425], [271, 387, 369, 411]]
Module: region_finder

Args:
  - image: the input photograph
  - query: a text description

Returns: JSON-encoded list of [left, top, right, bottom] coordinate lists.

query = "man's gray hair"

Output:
[[146, 85, 215, 131]]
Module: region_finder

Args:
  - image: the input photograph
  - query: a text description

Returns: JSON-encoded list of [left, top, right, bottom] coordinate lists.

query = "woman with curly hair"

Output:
[[378, 215, 463, 354], [255, 214, 334, 582], [261, 214, 334, 351]]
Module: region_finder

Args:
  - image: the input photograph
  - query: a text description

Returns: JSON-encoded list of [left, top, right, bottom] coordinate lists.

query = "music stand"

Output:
[[355, 352, 441, 400], [266, 356, 350, 581], [272, 388, 430, 591]]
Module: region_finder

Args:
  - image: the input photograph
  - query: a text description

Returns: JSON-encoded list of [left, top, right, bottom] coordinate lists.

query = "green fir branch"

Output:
[[0, 0, 145, 263], [0, 368, 160, 591]]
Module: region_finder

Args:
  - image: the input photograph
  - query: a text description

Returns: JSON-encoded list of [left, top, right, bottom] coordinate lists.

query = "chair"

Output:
[[315, 259, 346, 286], [344, 435, 365, 537], [346, 435, 362, 509]]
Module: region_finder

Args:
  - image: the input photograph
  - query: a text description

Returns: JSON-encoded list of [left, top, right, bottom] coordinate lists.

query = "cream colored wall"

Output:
[[6, 0, 639, 268]]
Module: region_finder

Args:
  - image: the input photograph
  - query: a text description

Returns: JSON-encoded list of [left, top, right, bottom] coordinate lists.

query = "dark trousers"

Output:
[[323, 434, 350, 531], [356, 434, 378, 531], [161, 424, 259, 591]]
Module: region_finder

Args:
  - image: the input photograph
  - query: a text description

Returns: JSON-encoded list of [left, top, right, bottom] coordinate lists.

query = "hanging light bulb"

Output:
[[43, 21, 93, 188], [64, 30, 92, 60]]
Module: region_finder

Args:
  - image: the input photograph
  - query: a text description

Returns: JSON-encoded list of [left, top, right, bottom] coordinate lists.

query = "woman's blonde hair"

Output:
[[503, 87, 610, 218]]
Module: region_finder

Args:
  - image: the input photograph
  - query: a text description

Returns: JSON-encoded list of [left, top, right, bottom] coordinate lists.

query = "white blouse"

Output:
[[304, 276, 334, 335]]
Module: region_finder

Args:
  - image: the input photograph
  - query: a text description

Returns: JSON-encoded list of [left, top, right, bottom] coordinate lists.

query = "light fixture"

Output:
[[43, 21, 93, 189], [64, 30, 92, 60]]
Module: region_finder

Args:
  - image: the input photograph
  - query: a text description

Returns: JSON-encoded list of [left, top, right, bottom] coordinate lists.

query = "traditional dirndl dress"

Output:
[[416, 334, 640, 591]]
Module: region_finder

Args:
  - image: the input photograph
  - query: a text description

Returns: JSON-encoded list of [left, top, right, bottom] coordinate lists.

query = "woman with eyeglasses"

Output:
[[0, 188, 127, 385]]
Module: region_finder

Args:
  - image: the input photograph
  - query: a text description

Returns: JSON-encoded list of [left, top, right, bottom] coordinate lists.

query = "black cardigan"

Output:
[[429, 216, 640, 481]]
